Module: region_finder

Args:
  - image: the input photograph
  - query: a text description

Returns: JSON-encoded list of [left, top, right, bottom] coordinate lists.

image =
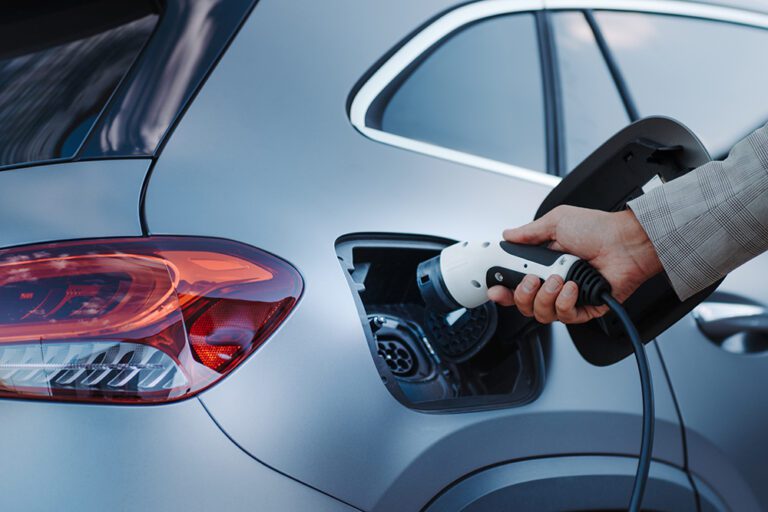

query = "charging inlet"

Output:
[[335, 234, 544, 412]]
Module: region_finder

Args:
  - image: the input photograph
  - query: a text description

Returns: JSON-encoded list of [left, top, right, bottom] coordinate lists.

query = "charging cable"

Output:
[[601, 292, 654, 512]]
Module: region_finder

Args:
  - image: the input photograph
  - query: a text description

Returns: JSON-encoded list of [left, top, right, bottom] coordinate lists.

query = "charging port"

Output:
[[336, 234, 544, 411]]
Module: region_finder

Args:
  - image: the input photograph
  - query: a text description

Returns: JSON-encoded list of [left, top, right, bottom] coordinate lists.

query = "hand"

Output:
[[487, 205, 663, 324]]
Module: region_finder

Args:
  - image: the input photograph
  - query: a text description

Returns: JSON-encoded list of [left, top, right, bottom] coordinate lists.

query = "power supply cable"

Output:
[[601, 292, 655, 512]]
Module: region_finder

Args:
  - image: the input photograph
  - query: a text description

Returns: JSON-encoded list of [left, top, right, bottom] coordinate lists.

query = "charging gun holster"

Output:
[[538, 116, 718, 365]]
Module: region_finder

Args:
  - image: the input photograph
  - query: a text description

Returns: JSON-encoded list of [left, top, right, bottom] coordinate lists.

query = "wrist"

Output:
[[618, 209, 664, 280]]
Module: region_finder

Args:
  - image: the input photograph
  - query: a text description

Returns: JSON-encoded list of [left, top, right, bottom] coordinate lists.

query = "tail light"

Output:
[[0, 237, 302, 404]]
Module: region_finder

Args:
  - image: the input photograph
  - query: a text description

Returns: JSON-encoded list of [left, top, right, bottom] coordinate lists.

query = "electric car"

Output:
[[2, 0, 768, 510]]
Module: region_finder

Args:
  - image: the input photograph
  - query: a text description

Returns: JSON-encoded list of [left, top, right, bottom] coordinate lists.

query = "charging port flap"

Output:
[[538, 116, 717, 366]]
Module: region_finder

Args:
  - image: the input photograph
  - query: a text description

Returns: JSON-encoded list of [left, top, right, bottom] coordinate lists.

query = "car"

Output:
[[1, 0, 768, 510]]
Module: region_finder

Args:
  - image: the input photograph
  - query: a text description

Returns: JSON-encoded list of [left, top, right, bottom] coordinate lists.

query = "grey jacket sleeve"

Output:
[[627, 123, 768, 301]]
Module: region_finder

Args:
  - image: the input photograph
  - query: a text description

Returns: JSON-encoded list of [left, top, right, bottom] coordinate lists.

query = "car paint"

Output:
[[145, 1, 685, 510], [654, 254, 768, 512], [0, 159, 149, 248], [0, 397, 356, 511], [1, 0, 767, 510], [425, 457, 701, 511]]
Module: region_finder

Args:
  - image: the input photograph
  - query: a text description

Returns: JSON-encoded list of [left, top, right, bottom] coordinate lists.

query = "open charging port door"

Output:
[[538, 116, 718, 366]]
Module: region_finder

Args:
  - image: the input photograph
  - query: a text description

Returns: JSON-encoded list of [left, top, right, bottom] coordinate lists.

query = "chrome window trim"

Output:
[[349, 0, 768, 187]]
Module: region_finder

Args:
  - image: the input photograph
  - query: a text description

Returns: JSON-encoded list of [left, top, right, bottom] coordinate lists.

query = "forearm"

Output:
[[628, 123, 768, 300]]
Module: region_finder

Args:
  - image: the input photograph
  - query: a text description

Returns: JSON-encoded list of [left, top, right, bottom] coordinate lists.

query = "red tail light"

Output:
[[0, 237, 302, 404]]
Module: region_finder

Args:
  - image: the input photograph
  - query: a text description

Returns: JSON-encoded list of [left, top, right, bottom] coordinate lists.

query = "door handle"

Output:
[[693, 301, 768, 340]]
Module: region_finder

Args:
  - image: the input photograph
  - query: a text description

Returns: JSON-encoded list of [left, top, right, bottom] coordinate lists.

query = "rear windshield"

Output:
[[0, 0, 159, 168]]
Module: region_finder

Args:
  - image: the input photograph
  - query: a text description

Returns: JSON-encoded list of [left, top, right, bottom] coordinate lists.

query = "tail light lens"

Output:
[[0, 237, 302, 404]]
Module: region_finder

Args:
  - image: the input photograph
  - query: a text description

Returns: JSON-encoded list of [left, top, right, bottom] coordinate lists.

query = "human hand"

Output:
[[487, 206, 663, 324]]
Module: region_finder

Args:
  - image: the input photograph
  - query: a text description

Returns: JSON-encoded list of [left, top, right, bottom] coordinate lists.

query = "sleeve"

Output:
[[627, 123, 768, 301]]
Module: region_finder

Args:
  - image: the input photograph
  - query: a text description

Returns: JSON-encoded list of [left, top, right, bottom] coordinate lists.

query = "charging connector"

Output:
[[417, 241, 654, 511]]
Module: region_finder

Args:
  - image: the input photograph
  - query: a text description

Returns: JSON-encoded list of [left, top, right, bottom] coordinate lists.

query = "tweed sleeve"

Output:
[[628, 123, 768, 300]]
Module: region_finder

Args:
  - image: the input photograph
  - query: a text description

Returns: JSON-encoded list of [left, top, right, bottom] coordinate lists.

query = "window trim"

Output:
[[349, 0, 768, 187]]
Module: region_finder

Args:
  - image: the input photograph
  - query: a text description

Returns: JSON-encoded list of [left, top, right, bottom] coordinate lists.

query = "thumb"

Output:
[[503, 210, 561, 245]]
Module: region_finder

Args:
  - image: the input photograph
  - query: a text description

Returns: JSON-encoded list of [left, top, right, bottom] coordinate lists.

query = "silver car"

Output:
[[1, 0, 768, 510]]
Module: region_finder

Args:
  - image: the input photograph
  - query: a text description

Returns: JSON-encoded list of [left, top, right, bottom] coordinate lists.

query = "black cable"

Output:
[[601, 292, 654, 512]]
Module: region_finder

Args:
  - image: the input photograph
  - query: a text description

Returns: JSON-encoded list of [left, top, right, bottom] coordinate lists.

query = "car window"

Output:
[[376, 14, 547, 172], [0, 0, 159, 168], [595, 11, 768, 158], [552, 12, 630, 172]]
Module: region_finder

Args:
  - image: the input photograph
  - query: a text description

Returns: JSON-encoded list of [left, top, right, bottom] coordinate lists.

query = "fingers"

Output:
[[487, 285, 514, 306], [555, 281, 581, 323], [512, 278, 605, 325], [533, 276, 563, 323], [491, 274, 611, 325], [552, 284, 611, 324], [503, 207, 565, 245], [513, 275, 541, 317]]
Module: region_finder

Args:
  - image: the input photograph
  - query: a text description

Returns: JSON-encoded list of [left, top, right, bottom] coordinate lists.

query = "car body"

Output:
[[2, 0, 768, 510]]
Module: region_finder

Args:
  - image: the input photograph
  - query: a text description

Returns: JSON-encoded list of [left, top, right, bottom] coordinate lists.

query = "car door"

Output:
[[564, 8, 768, 511], [150, 2, 699, 510]]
